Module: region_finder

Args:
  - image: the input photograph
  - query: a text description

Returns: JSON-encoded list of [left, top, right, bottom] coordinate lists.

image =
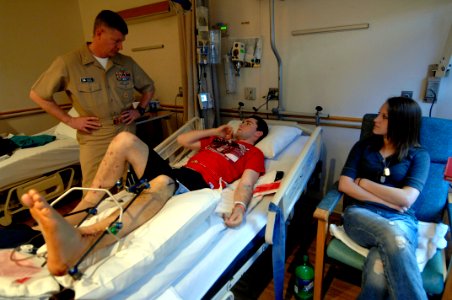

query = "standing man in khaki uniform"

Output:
[[30, 10, 155, 188]]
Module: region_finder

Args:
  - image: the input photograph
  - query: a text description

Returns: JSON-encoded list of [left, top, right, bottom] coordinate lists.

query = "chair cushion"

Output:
[[421, 250, 445, 295], [327, 238, 365, 270], [412, 162, 449, 222], [419, 117, 452, 163], [327, 238, 445, 295]]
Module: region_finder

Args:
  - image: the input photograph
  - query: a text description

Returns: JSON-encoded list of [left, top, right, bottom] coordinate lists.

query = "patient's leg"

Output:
[[78, 175, 176, 237], [22, 189, 94, 276], [66, 132, 149, 226], [22, 175, 175, 276]]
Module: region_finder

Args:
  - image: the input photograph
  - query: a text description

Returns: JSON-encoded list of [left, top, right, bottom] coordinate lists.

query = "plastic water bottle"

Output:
[[294, 255, 314, 299]]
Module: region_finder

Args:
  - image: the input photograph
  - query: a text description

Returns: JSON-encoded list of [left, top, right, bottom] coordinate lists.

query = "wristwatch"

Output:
[[136, 106, 146, 116]]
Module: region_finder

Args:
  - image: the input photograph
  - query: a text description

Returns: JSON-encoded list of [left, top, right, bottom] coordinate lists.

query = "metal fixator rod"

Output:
[[66, 182, 149, 280], [50, 187, 124, 225]]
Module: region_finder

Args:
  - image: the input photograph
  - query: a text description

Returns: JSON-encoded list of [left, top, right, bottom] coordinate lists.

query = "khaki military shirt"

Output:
[[31, 44, 154, 142]]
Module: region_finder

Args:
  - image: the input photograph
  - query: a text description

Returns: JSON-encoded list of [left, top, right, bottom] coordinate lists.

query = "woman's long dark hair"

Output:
[[384, 97, 422, 160]]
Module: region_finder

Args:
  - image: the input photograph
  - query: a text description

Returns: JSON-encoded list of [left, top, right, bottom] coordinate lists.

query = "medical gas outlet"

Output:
[[231, 42, 245, 76]]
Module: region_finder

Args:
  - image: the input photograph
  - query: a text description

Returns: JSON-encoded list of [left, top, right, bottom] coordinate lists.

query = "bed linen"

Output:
[[0, 189, 220, 299], [0, 112, 79, 191], [0, 118, 322, 299], [114, 135, 311, 299]]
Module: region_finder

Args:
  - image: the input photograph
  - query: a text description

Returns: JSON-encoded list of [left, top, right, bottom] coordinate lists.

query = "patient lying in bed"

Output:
[[22, 116, 269, 276]]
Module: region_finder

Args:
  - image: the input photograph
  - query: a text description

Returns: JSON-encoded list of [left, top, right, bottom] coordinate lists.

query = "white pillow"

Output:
[[227, 120, 302, 159], [54, 107, 79, 139], [64, 188, 221, 299]]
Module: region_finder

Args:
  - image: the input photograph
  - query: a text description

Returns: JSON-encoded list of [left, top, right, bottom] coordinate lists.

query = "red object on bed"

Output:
[[445, 157, 452, 182]]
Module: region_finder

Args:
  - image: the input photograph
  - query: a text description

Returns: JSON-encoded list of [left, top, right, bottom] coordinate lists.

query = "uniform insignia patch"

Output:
[[80, 77, 94, 83], [116, 70, 131, 81]]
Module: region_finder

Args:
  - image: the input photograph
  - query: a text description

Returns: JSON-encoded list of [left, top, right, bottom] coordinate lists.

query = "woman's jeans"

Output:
[[343, 203, 427, 300]]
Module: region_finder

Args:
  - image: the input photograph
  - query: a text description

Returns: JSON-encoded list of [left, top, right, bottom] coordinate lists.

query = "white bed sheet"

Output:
[[0, 127, 79, 191], [0, 119, 319, 299], [113, 135, 310, 299]]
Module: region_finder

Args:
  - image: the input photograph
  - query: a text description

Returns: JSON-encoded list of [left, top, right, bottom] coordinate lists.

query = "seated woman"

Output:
[[338, 97, 429, 299]]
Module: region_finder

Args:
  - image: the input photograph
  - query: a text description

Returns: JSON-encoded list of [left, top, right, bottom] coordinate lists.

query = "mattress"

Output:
[[113, 135, 311, 299], [0, 118, 320, 299], [0, 126, 79, 191]]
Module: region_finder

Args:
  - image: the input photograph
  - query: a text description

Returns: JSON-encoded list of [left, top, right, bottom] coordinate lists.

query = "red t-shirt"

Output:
[[184, 136, 265, 188]]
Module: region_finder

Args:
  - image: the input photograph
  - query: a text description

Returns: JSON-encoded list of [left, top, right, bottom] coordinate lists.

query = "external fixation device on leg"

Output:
[[65, 178, 150, 280], [17, 168, 150, 280]]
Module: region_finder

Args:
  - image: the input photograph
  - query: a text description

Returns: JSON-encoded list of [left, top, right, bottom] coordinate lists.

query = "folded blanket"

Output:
[[330, 222, 449, 272], [10, 134, 56, 148]]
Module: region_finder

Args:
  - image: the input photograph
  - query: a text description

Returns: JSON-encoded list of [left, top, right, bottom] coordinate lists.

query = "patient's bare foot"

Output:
[[21, 190, 92, 276]]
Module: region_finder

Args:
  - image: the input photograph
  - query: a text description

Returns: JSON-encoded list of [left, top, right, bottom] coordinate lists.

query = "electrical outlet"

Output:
[[401, 91, 413, 98], [245, 87, 256, 100], [177, 87, 183, 97]]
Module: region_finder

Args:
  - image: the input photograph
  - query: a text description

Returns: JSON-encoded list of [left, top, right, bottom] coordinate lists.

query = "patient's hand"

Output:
[[216, 125, 233, 140], [223, 206, 244, 228]]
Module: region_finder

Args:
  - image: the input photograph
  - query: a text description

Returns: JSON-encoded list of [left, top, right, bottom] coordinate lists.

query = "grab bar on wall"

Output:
[[131, 44, 165, 52], [0, 103, 72, 119], [220, 108, 362, 130]]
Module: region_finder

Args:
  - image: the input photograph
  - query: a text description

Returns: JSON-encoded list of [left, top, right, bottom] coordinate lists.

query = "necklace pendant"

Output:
[[380, 175, 386, 183], [384, 167, 390, 177]]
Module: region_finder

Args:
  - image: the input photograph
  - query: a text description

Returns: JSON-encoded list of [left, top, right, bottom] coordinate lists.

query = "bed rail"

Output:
[[265, 125, 323, 244], [0, 167, 76, 226], [154, 117, 203, 164], [155, 116, 323, 245]]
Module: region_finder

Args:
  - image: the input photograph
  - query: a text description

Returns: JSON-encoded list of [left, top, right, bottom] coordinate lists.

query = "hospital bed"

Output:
[[0, 110, 79, 226], [0, 117, 322, 299]]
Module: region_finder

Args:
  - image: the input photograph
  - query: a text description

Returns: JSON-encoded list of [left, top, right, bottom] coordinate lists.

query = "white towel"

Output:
[[329, 221, 449, 272]]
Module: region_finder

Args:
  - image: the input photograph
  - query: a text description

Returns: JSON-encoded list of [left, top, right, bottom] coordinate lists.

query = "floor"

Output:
[[230, 193, 361, 300]]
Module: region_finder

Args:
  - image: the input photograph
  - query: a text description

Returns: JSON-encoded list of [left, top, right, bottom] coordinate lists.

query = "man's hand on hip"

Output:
[[67, 116, 101, 133]]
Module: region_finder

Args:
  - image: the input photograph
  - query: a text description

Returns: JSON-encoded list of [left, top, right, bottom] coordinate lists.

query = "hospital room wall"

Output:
[[209, 0, 452, 190], [0, 0, 181, 136], [0, 0, 84, 135], [78, 0, 184, 110]]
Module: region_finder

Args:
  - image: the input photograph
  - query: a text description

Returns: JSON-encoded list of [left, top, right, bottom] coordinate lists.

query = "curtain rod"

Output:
[[292, 23, 369, 36]]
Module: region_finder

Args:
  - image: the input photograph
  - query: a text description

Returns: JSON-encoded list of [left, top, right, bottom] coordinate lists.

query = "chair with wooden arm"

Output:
[[313, 114, 452, 299]]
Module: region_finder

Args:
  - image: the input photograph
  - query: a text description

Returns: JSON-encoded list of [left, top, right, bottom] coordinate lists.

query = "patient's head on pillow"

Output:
[[249, 115, 269, 144], [227, 118, 302, 159]]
